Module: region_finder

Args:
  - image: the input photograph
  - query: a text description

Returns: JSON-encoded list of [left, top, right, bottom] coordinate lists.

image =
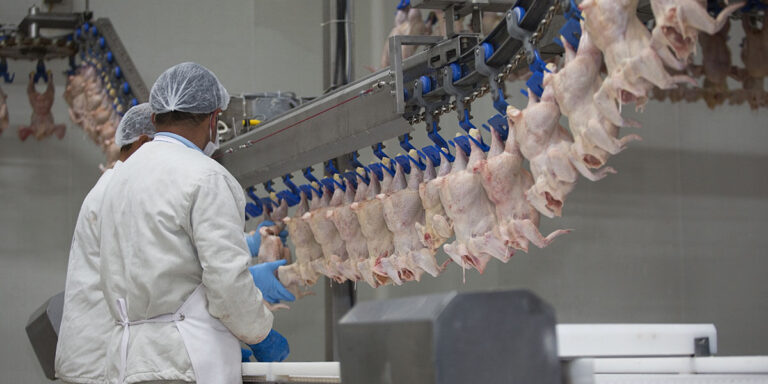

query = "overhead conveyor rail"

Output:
[[217, 0, 767, 201], [218, 0, 561, 188]]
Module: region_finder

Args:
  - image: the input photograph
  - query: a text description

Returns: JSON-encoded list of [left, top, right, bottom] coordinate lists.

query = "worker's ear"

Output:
[[151, 113, 156, 124]]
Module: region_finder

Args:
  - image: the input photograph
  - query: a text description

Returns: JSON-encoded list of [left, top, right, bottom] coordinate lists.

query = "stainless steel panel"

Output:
[[217, 71, 411, 187], [25, 292, 64, 381], [93, 18, 149, 103], [338, 290, 561, 384]]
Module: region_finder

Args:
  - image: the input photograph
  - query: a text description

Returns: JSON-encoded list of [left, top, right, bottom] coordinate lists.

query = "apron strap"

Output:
[[115, 298, 184, 384]]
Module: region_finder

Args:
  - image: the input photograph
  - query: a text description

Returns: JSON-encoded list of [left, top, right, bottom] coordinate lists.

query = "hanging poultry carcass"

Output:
[[580, 0, 696, 127], [64, 67, 89, 126], [379, 151, 444, 283], [282, 190, 323, 287], [415, 149, 454, 253], [305, 180, 351, 283], [689, 19, 738, 109], [351, 159, 397, 287], [508, 81, 617, 219], [256, 194, 291, 264], [544, 30, 641, 172], [474, 122, 571, 253], [649, 0, 742, 63], [731, 13, 768, 110], [328, 177, 368, 283], [437, 130, 511, 278], [299, 184, 333, 280], [18, 73, 66, 141]]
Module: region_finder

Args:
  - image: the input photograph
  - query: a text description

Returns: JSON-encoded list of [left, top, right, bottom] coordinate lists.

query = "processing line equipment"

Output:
[[23, 0, 768, 381], [0, 4, 149, 115], [239, 290, 768, 383]]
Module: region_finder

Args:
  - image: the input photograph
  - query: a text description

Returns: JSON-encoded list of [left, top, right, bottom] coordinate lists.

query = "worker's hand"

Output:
[[249, 329, 290, 362], [245, 220, 276, 257], [248, 260, 296, 304], [241, 347, 253, 362]]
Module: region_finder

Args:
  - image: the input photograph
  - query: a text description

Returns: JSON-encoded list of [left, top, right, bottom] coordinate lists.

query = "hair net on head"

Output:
[[149, 62, 230, 115], [115, 103, 156, 147]]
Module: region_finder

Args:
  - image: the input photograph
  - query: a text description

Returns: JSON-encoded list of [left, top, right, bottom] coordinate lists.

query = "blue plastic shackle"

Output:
[[32, 60, 48, 84], [555, 0, 583, 50], [522, 50, 550, 99], [0, 58, 14, 83]]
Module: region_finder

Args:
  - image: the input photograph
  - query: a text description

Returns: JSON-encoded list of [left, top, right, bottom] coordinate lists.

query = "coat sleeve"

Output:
[[189, 172, 273, 344]]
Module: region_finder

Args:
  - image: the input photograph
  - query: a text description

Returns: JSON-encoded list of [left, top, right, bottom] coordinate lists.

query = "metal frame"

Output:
[[218, 0, 557, 187], [217, 70, 409, 187], [389, 34, 444, 114], [92, 18, 149, 104]]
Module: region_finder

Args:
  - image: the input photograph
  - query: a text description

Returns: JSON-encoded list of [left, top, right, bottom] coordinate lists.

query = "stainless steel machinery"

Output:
[[337, 290, 561, 384], [25, 292, 64, 381]]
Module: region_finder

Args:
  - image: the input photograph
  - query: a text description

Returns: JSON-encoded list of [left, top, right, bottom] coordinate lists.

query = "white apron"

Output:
[[115, 284, 241, 384]]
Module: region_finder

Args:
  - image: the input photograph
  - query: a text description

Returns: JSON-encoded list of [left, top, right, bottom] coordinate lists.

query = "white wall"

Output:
[[0, 1, 766, 382]]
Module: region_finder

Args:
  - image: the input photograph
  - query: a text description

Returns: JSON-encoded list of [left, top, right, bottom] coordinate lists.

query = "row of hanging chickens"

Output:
[[257, 0, 745, 298], [63, 63, 121, 170], [379, 2, 767, 110], [0, 73, 67, 141], [652, 12, 768, 109]]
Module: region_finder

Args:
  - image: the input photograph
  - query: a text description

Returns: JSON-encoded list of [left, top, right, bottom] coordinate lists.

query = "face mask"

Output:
[[203, 113, 219, 157]]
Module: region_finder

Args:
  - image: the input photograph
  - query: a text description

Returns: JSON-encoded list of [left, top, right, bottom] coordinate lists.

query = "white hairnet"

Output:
[[115, 103, 155, 147], [149, 62, 230, 115]]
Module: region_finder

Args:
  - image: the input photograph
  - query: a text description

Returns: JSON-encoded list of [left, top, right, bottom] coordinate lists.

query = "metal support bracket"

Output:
[[474, 43, 508, 114], [390, 34, 444, 114]]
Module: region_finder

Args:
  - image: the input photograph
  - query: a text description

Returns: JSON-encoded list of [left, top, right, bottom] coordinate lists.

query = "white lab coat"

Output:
[[55, 162, 122, 384], [98, 138, 272, 383]]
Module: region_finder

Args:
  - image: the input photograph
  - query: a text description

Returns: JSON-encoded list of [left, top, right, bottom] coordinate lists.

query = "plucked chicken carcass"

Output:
[[305, 181, 350, 283], [0, 86, 8, 135], [327, 178, 367, 283], [416, 150, 453, 253], [377, 159, 420, 285], [276, 263, 315, 300], [380, 151, 444, 283], [545, 31, 641, 171], [64, 70, 88, 125], [282, 190, 322, 286], [438, 130, 511, 277], [267, 193, 289, 229], [508, 83, 615, 219], [731, 13, 768, 110], [581, 0, 695, 127], [351, 160, 397, 287], [256, 195, 291, 264], [18, 73, 66, 141], [380, 8, 429, 69], [303, 184, 336, 280], [740, 12, 768, 79], [474, 124, 571, 253], [689, 19, 736, 109], [650, 0, 741, 63], [276, 193, 318, 299], [256, 225, 291, 264]]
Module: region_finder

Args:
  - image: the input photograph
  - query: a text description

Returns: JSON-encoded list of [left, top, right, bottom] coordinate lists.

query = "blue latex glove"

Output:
[[245, 220, 278, 257], [241, 347, 253, 362], [249, 329, 289, 362], [277, 229, 288, 245], [248, 259, 296, 304]]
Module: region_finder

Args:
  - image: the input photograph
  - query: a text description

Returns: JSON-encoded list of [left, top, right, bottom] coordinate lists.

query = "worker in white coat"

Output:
[[98, 62, 291, 384], [55, 103, 156, 384]]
